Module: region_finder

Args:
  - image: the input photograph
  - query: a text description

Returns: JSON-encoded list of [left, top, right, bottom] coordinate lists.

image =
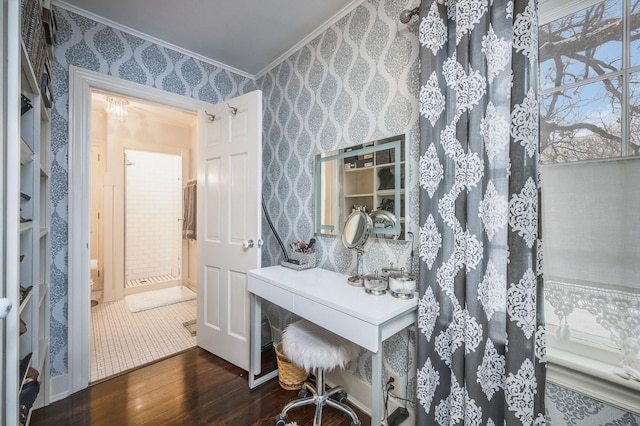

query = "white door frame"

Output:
[[67, 66, 211, 398]]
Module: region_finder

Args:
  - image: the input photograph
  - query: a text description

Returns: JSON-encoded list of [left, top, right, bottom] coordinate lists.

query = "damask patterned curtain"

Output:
[[416, 0, 546, 424]]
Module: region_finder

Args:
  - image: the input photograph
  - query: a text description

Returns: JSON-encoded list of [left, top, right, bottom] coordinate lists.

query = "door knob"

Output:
[[242, 240, 254, 249]]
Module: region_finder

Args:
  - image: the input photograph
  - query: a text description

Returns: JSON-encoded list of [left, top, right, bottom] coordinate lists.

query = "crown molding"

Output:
[[254, 0, 366, 80], [52, 0, 256, 80]]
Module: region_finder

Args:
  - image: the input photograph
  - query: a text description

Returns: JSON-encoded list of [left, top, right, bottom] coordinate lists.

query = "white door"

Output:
[[196, 90, 262, 371]]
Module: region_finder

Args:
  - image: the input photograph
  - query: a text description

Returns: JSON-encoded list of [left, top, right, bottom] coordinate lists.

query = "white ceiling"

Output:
[[56, 0, 363, 78]]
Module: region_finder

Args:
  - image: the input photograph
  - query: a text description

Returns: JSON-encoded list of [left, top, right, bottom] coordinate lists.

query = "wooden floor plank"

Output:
[[32, 348, 371, 426]]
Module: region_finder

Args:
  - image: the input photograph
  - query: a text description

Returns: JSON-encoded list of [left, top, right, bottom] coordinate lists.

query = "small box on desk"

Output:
[[281, 251, 316, 271]]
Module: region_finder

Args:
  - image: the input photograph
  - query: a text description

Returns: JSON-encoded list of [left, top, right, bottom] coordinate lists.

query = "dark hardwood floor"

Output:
[[31, 347, 370, 426]]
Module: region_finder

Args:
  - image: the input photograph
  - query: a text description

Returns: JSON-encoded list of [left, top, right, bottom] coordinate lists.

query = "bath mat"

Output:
[[125, 286, 196, 313]]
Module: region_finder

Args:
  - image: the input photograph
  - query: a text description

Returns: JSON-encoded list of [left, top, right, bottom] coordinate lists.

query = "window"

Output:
[[539, 0, 640, 411]]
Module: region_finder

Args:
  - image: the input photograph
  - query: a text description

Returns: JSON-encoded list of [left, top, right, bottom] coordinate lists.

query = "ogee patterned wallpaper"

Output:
[[255, 0, 421, 404], [49, 1, 639, 423]]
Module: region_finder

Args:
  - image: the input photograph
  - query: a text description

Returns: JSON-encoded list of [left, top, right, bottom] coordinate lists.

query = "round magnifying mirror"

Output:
[[341, 211, 372, 250], [370, 209, 399, 239], [341, 211, 372, 286]]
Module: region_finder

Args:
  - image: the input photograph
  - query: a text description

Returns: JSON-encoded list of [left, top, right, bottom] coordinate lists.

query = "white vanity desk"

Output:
[[248, 265, 417, 426]]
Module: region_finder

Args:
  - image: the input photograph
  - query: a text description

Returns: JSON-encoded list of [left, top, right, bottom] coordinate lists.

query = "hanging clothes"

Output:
[[182, 180, 197, 240]]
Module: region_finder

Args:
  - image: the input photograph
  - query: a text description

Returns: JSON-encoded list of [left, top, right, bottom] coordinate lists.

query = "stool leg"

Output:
[[313, 368, 326, 426], [302, 381, 318, 398], [325, 398, 361, 426], [277, 367, 361, 426], [281, 395, 315, 417], [325, 385, 344, 399]]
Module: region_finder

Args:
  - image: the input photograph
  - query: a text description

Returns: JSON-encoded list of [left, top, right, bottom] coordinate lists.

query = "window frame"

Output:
[[538, 0, 640, 414]]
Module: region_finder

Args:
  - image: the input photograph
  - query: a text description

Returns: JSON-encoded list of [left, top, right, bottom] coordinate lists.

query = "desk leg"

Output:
[[371, 349, 383, 426], [249, 293, 278, 389], [250, 293, 262, 376]]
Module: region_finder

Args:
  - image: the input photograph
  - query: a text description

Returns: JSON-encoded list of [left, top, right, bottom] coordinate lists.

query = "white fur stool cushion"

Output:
[[282, 320, 361, 373]]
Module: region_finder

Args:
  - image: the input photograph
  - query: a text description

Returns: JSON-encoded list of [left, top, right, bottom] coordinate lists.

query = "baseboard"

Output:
[[325, 370, 414, 425], [49, 374, 71, 404]]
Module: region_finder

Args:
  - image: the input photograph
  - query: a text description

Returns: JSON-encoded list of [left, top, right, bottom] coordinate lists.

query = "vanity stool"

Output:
[[275, 319, 362, 426]]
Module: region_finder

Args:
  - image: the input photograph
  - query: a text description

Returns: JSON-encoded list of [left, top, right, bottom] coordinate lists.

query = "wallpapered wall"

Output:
[[254, 0, 421, 406], [50, 7, 255, 376], [50, 2, 638, 424]]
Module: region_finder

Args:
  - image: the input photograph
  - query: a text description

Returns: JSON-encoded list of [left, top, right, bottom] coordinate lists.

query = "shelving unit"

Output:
[[2, 0, 53, 424], [342, 139, 406, 237]]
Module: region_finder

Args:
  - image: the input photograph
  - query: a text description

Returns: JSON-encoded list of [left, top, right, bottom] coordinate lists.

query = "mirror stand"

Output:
[[341, 211, 372, 286], [347, 248, 365, 286]]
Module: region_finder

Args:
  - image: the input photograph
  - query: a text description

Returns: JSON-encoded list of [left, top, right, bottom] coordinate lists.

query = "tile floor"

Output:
[[90, 297, 197, 382]]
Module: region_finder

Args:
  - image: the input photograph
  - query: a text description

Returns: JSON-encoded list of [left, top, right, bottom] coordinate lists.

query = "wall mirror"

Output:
[[314, 134, 407, 240]]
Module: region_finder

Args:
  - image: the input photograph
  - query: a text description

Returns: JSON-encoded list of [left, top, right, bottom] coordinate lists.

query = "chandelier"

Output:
[[105, 96, 129, 121]]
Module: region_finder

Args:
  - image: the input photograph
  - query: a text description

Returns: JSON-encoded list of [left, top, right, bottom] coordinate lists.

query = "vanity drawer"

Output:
[[248, 277, 294, 311], [294, 295, 379, 352]]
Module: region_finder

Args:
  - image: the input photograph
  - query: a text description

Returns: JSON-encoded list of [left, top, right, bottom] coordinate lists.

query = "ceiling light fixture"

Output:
[[105, 96, 129, 121]]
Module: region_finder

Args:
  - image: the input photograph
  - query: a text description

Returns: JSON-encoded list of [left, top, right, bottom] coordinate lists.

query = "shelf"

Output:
[[377, 189, 405, 196], [9, 2, 53, 415], [345, 166, 374, 172], [20, 41, 40, 95], [345, 193, 374, 198], [19, 353, 33, 389], [38, 339, 49, 373], [21, 139, 35, 164], [19, 287, 34, 315], [38, 283, 49, 307], [375, 161, 405, 168], [20, 40, 51, 122]]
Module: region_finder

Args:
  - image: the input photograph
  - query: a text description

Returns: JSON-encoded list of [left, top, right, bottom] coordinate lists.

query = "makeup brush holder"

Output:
[[281, 251, 316, 271]]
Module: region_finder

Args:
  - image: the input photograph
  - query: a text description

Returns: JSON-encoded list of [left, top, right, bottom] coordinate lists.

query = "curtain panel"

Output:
[[416, 0, 546, 424]]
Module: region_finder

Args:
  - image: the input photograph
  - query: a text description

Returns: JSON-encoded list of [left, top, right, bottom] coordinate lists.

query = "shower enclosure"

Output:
[[124, 149, 182, 291]]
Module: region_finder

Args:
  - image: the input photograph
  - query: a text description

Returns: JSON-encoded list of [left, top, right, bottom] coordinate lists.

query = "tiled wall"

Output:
[[124, 150, 182, 281]]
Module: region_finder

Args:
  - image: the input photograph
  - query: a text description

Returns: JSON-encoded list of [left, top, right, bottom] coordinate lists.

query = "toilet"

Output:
[[90, 259, 99, 306]]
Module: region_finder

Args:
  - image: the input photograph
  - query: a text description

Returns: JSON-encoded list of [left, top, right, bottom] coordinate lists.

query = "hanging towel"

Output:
[[182, 180, 197, 240]]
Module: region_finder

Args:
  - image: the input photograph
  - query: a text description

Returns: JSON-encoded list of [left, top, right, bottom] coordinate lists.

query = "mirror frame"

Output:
[[314, 135, 406, 239], [341, 210, 372, 250]]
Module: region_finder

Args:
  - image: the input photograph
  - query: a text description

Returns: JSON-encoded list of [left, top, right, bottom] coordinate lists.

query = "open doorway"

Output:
[[88, 91, 198, 382]]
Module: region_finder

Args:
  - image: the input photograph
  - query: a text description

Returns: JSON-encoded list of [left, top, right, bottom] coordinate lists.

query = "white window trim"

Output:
[[547, 348, 640, 414]]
